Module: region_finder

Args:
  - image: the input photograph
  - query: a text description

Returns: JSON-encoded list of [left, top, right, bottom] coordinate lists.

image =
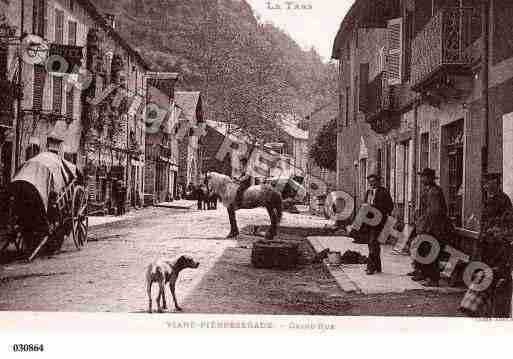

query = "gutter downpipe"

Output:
[[14, 0, 25, 172], [481, 0, 490, 180], [475, 0, 490, 256]]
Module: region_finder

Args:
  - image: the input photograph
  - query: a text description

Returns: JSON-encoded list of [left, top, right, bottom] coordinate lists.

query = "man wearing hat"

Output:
[[233, 157, 252, 208], [481, 173, 512, 234], [410, 168, 450, 287], [364, 173, 394, 275]]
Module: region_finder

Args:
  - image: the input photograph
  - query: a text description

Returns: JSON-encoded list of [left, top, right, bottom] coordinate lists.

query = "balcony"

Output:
[[365, 72, 398, 134], [411, 7, 480, 94]]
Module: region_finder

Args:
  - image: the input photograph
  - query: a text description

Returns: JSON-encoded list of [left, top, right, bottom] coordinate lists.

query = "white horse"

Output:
[[204, 172, 283, 239]]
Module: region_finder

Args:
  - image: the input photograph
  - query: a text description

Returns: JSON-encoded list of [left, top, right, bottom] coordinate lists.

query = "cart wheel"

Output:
[[72, 186, 88, 249]]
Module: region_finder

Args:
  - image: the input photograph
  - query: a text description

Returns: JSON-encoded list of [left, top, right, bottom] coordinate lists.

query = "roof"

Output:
[[174, 91, 201, 121], [331, 0, 401, 59], [77, 0, 150, 70], [146, 72, 180, 80], [280, 122, 308, 140], [206, 120, 252, 144]]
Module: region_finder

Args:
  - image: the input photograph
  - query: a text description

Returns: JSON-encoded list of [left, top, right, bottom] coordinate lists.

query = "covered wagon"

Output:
[[0, 152, 88, 261]]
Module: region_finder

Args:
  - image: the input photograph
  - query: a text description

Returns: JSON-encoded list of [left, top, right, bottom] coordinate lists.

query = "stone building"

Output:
[[0, 0, 149, 215], [332, 0, 513, 252]]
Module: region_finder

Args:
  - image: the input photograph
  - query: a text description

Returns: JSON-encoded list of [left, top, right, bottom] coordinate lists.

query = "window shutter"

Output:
[[33, 65, 47, 111], [359, 63, 369, 113], [53, 76, 63, 113], [378, 47, 386, 74], [55, 9, 64, 44], [66, 87, 74, 118], [387, 18, 403, 85]]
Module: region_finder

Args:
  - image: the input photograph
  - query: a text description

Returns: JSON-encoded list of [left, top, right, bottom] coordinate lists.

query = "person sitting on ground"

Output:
[[233, 157, 252, 208]]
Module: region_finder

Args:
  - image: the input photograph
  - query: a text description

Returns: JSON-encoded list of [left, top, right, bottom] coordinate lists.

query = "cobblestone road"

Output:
[[0, 206, 331, 313]]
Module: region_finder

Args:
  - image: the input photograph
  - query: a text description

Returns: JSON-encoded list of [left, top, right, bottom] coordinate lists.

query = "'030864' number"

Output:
[[12, 344, 44, 352]]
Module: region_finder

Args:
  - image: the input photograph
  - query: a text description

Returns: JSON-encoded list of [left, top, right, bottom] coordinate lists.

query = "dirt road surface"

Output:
[[0, 206, 463, 315]]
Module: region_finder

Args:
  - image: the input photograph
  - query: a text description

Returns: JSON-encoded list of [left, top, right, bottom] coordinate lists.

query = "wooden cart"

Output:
[[0, 152, 88, 261]]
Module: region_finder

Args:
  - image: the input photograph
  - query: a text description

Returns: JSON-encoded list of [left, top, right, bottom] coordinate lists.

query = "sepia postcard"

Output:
[[1, 0, 513, 356]]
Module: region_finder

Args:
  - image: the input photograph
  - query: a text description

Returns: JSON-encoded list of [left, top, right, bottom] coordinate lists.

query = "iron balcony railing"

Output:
[[366, 71, 390, 121], [411, 7, 480, 91]]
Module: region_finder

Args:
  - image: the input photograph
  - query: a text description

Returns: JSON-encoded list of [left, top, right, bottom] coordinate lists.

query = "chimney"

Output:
[[104, 13, 116, 29]]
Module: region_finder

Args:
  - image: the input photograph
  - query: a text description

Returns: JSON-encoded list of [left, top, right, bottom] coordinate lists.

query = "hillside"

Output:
[[91, 0, 337, 139]]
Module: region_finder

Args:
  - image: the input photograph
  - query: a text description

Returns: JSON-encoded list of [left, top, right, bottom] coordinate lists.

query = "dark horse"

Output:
[[204, 172, 282, 239]]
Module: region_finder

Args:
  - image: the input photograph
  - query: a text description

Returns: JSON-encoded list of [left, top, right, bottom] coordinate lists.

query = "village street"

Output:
[[0, 206, 464, 316]]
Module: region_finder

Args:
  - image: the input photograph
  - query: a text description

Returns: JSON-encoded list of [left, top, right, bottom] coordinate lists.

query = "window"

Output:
[[33, 0, 47, 38], [345, 86, 350, 127], [1, 46, 8, 79], [33, 65, 47, 112], [420, 133, 429, 171], [354, 75, 359, 121], [68, 21, 77, 46], [55, 9, 64, 44], [360, 158, 367, 201], [53, 76, 63, 113], [377, 148, 383, 180], [359, 63, 369, 113], [444, 120, 464, 228], [385, 143, 391, 190]]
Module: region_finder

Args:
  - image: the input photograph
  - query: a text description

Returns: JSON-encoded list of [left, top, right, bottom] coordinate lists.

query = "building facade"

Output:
[[1, 0, 148, 216], [144, 72, 180, 205], [332, 0, 513, 251], [175, 91, 203, 188]]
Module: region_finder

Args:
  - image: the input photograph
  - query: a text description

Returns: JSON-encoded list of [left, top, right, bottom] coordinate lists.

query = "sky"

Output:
[[245, 0, 354, 62]]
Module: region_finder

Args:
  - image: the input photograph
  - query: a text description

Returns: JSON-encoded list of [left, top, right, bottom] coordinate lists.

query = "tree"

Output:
[[309, 117, 337, 171]]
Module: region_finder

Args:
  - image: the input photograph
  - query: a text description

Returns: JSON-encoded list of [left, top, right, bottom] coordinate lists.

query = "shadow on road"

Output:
[[178, 230, 351, 316]]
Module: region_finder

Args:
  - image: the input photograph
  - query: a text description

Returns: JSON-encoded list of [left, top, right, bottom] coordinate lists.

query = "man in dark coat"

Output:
[[364, 174, 394, 275], [411, 168, 450, 287], [460, 173, 513, 317], [481, 173, 513, 233]]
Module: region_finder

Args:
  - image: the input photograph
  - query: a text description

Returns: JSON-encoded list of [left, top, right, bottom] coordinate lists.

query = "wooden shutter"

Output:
[[387, 18, 403, 85], [378, 47, 386, 74], [68, 21, 77, 46], [53, 76, 63, 113], [33, 65, 47, 111], [55, 9, 64, 44], [359, 63, 369, 113], [66, 87, 74, 118]]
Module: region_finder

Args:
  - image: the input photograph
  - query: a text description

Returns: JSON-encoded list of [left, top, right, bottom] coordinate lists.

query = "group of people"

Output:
[[177, 182, 218, 211], [359, 167, 513, 318]]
